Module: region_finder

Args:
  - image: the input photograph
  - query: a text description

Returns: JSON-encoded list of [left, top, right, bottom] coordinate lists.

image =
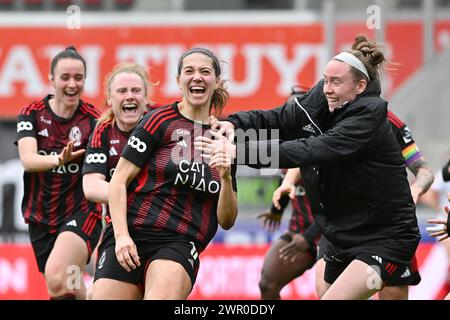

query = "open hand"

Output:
[[256, 211, 282, 232], [426, 206, 449, 242]]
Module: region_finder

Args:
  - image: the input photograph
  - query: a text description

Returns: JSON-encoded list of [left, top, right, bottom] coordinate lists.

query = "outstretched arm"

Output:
[[18, 137, 85, 172]]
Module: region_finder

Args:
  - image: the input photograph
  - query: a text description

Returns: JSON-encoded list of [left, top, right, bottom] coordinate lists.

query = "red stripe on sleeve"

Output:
[[143, 106, 174, 132], [387, 111, 404, 128], [92, 122, 110, 148], [149, 113, 178, 135], [80, 103, 101, 118]]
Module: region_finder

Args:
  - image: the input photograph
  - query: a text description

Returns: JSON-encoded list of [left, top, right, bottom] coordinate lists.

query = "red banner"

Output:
[[0, 244, 47, 299], [0, 21, 449, 118], [0, 242, 448, 300]]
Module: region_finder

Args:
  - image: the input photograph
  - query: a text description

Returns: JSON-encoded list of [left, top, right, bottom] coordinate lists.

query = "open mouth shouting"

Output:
[[190, 86, 206, 96], [64, 91, 79, 98], [122, 103, 139, 114]]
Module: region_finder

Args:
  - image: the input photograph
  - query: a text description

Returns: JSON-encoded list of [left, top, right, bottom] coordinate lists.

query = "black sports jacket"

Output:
[[228, 79, 420, 264]]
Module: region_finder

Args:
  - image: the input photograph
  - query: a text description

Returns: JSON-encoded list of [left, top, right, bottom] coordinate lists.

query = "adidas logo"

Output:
[[371, 255, 382, 264], [109, 147, 118, 156], [177, 139, 188, 147], [400, 268, 411, 278], [66, 220, 77, 227], [38, 128, 49, 137], [302, 124, 315, 133], [98, 251, 106, 270]]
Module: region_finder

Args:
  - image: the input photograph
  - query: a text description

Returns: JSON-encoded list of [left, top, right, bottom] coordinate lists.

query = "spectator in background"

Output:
[[16, 46, 102, 299]]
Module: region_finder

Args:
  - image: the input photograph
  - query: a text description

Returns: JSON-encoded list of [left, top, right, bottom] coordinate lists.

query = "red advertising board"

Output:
[[0, 20, 449, 118], [0, 244, 48, 299], [0, 242, 447, 300]]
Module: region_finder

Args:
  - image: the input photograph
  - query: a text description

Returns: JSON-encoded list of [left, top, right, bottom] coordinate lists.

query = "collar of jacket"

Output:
[[358, 79, 381, 98]]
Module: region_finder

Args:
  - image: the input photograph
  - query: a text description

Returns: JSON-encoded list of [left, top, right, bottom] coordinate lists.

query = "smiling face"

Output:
[[323, 59, 367, 112], [107, 72, 147, 132], [177, 52, 219, 109], [50, 58, 86, 109]]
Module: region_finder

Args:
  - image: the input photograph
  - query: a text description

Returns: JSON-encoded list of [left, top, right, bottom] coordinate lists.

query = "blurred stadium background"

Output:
[[0, 0, 449, 299]]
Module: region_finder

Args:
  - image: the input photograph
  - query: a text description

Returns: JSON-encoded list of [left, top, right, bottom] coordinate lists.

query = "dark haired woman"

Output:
[[16, 46, 103, 299], [91, 47, 238, 300]]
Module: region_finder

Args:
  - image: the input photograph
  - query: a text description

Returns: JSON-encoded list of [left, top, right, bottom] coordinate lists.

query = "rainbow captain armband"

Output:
[[402, 143, 423, 166]]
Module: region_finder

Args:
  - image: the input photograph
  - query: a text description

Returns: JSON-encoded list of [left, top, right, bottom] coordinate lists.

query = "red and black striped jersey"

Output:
[[121, 103, 237, 252], [17, 94, 102, 228], [271, 170, 315, 235], [387, 111, 422, 166], [83, 121, 131, 181], [269, 172, 319, 247], [82, 121, 132, 220], [288, 178, 315, 234]]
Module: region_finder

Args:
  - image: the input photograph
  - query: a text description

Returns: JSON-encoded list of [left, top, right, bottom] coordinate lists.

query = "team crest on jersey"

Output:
[[69, 126, 82, 146]]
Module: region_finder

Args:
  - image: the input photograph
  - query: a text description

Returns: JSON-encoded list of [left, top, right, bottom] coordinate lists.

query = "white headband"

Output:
[[333, 52, 370, 81]]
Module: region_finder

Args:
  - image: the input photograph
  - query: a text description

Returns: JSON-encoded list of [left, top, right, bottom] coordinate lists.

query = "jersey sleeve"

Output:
[[242, 100, 388, 168], [82, 125, 109, 177], [17, 108, 37, 141], [395, 125, 423, 166], [121, 114, 162, 168], [388, 112, 423, 166]]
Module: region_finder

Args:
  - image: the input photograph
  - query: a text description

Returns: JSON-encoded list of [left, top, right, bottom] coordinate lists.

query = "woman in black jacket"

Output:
[[195, 35, 421, 299]]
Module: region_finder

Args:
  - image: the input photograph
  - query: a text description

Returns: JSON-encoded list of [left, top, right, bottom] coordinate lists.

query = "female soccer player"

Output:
[[91, 47, 238, 300], [16, 47, 102, 299]]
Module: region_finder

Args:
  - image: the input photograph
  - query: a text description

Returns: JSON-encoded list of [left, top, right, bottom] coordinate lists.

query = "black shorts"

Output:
[[279, 231, 317, 260], [322, 238, 420, 287], [94, 226, 200, 289], [28, 211, 103, 273], [316, 236, 327, 261], [384, 254, 421, 286]]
